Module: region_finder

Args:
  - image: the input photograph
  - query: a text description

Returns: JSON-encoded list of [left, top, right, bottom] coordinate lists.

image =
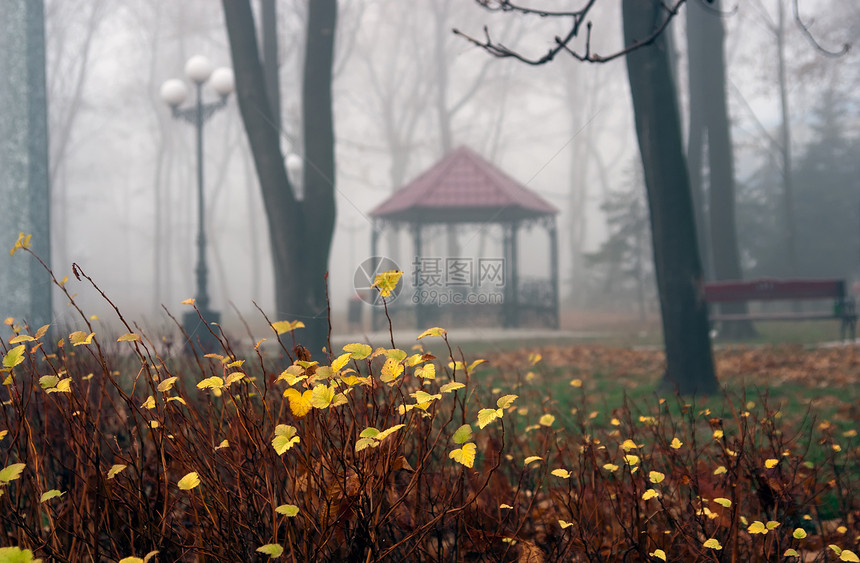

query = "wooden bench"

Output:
[[703, 278, 857, 340]]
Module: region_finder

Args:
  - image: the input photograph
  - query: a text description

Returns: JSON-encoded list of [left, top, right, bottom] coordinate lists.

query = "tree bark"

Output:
[[300, 0, 338, 353], [0, 0, 52, 330], [622, 0, 717, 395], [688, 0, 756, 339], [222, 0, 337, 358]]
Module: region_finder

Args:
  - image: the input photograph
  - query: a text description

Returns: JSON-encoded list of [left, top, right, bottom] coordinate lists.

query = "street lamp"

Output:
[[160, 55, 234, 351]]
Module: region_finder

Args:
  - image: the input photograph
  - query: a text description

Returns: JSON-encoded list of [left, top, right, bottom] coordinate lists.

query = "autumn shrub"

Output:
[[0, 239, 858, 562]]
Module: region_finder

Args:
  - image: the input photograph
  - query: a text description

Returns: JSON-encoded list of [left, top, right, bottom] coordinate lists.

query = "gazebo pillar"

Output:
[[412, 222, 425, 329], [548, 217, 560, 329], [503, 222, 520, 328]]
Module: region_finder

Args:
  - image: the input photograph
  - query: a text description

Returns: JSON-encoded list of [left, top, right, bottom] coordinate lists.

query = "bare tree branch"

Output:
[[453, 0, 688, 65], [792, 0, 849, 57]]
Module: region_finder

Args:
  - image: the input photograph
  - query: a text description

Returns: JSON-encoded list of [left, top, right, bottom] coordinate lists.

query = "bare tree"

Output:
[[686, 0, 755, 339], [222, 0, 337, 358], [459, 0, 718, 393]]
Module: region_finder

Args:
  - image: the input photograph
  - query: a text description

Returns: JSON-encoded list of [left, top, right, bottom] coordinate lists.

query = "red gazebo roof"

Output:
[[370, 146, 558, 223]]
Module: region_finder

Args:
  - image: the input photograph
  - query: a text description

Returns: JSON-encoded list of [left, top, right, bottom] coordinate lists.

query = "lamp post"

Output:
[[160, 55, 234, 351]]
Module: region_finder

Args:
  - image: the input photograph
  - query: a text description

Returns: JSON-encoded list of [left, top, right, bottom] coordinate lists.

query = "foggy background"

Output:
[[38, 0, 859, 336]]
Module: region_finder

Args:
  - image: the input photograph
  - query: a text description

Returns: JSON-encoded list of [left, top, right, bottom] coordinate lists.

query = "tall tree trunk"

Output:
[[301, 0, 338, 353], [685, 2, 711, 280], [622, 0, 717, 395], [222, 0, 330, 357], [776, 0, 797, 276], [689, 0, 756, 339], [260, 0, 281, 130], [0, 0, 52, 330]]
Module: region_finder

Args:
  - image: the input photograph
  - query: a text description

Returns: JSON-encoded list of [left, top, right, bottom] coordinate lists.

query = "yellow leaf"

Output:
[[528, 352, 542, 365], [107, 464, 127, 479], [117, 333, 140, 342], [34, 324, 50, 340], [713, 465, 727, 475], [275, 504, 299, 517], [452, 424, 472, 445], [477, 408, 502, 429], [119, 558, 144, 563], [713, 498, 732, 508], [284, 388, 313, 417], [0, 463, 26, 484], [40, 489, 65, 502], [440, 381, 465, 393], [412, 390, 441, 404], [466, 359, 485, 373], [765, 458, 779, 469], [500, 503, 513, 509], [331, 353, 351, 372], [140, 396, 156, 409], [196, 376, 224, 390], [46, 378, 71, 393], [157, 377, 178, 392], [225, 372, 245, 385], [670, 437, 683, 449], [272, 424, 300, 455], [551, 468, 571, 479], [417, 327, 446, 339], [177, 472, 200, 490], [569, 378, 583, 388], [215, 440, 229, 451], [69, 331, 95, 346], [496, 394, 518, 409], [416, 364, 436, 380], [748, 521, 768, 534], [372, 270, 402, 297], [784, 549, 799, 557], [558, 519, 574, 529], [271, 320, 304, 334], [620, 439, 639, 451], [703, 538, 722, 550], [766, 521, 780, 530], [181, 298, 195, 305], [649, 471, 665, 484], [256, 544, 284, 558], [713, 429, 724, 439], [166, 396, 186, 405], [380, 357, 404, 383], [642, 488, 659, 500], [9, 334, 34, 344], [539, 414, 555, 427], [376, 424, 405, 442], [524, 456, 543, 466], [405, 353, 427, 367], [0, 430, 7, 442], [10, 232, 32, 256], [449, 442, 476, 468], [793, 528, 807, 539], [650, 549, 667, 561], [603, 463, 619, 472], [276, 366, 307, 386], [2, 345, 26, 369], [310, 384, 336, 409], [623, 455, 640, 466], [343, 342, 372, 359], [840, 550, 860, 562], [39, 375, 59, 389]]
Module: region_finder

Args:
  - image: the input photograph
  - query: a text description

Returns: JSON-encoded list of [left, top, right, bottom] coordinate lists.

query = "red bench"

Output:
[[703, 278, 857, 340]]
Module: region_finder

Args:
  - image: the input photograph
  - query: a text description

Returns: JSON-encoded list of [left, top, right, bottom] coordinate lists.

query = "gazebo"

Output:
[[369, 146, 559, 329]]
